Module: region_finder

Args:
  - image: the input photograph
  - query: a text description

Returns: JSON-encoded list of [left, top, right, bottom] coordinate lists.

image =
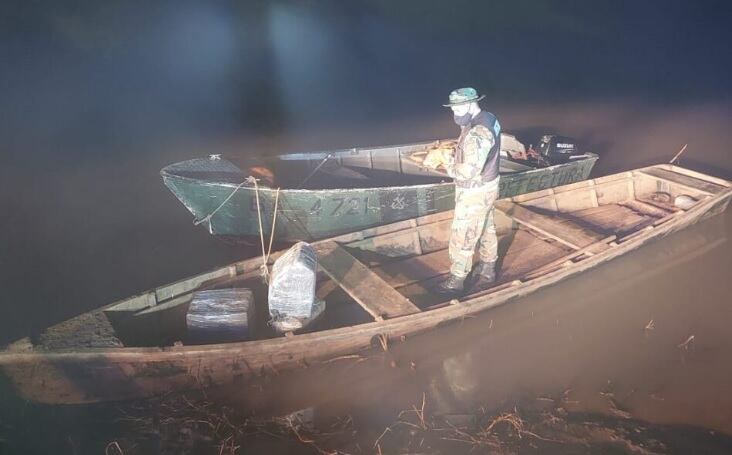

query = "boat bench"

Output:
[[494, 200, 609, 252], [314, 241, 421, 320]]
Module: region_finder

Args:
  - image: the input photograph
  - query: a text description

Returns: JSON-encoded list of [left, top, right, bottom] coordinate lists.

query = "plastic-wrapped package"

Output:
[[268, 242, 322, 332], [268, 242, 318, 318], [270, 299, 326, 333], [186, 288, 255, 344]]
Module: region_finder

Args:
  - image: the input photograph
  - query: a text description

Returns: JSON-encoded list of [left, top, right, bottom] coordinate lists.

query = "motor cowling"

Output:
[[537, 135, 582, 165]]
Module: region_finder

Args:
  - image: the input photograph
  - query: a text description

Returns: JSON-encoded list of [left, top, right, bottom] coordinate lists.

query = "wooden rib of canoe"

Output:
[[1, 164, 729, 404], [160, 136, 598, 241]]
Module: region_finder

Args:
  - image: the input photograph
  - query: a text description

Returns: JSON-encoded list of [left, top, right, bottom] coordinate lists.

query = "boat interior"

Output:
[[265, 143, 537, 190], [162, 141, 543, 191], [24, 165, 730, 351]]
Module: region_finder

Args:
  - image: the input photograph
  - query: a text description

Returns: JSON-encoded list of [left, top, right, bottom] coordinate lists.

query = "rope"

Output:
[[249, 176, 280, 284], [298, 152, 334, 187], [265, 188, 281, 280], [193, 180, 249, 226], [669, 143, 688, 164], [194, 175, 281, 283], [251, 177, 267, 278]]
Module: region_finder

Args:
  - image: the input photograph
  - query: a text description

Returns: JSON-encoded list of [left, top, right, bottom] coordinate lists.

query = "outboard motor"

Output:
[[536, 135, 583, 165]]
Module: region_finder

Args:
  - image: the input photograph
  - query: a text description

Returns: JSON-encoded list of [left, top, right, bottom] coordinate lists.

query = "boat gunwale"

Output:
[[2, 164, 730, 364], [159, 153, 600, 194]]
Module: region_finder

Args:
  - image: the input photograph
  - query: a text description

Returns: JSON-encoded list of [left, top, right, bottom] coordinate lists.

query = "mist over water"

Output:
[[230, 209, 732, 429], [1, 1, 731, 453]]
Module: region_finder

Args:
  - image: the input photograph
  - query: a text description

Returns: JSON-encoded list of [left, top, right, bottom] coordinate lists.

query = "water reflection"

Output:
[[214, 210, 730, 435]]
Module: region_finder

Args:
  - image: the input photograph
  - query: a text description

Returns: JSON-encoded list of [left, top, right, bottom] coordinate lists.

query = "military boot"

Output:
[[435, 274, 466, 296], [469, 261, 497, 291]]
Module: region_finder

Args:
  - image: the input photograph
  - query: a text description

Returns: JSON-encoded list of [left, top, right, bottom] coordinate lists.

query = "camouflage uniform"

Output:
[[445, 122, 500, 278]]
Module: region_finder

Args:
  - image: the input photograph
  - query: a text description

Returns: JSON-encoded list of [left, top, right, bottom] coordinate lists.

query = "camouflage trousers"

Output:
[[449, 178, 500, 278]]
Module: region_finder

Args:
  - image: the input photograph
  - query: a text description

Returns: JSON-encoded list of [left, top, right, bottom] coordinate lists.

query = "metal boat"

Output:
[[161, 135, 599, 241]]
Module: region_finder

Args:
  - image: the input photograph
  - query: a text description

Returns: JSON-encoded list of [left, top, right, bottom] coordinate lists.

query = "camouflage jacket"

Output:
[[445, 111, 501, 185]]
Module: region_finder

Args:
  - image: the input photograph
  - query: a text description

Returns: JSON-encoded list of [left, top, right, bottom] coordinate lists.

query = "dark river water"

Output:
[[1, 2, 731, 453]]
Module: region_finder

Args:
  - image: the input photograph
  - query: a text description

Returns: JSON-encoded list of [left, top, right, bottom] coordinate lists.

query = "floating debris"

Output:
[[678, 335, 695, 350]]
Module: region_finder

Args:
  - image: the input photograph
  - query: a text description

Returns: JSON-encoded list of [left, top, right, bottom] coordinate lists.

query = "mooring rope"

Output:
[[192, 175, 280, 282], [193, 180, 249, 226], [298, 152, 334, 187], [263, 188, 281, 282], [249, 176, 280, 284]]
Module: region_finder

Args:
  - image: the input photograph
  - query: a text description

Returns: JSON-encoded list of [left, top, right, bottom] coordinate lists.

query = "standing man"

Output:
[[425, 87, 502, 296]]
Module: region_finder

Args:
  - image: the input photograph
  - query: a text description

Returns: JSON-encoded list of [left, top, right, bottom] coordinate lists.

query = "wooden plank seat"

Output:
[[570, 203, 654, 236], [638, 167, 726, 195], [494, 200, 607, 251], [314, 241, 421, 320], [372, 249, 451, 288]]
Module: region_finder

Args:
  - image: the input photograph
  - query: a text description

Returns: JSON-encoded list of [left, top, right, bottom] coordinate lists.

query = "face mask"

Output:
[[453, 112, 472, 126]]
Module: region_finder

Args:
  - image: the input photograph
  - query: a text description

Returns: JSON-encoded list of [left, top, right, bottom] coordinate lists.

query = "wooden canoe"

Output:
[[1, 164, 728, 404], [161, 136, 598, 241]]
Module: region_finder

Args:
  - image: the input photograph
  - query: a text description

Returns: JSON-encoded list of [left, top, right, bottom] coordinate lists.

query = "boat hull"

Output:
[[3, 164, 728, 405], [162, 155, 598, 241]]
